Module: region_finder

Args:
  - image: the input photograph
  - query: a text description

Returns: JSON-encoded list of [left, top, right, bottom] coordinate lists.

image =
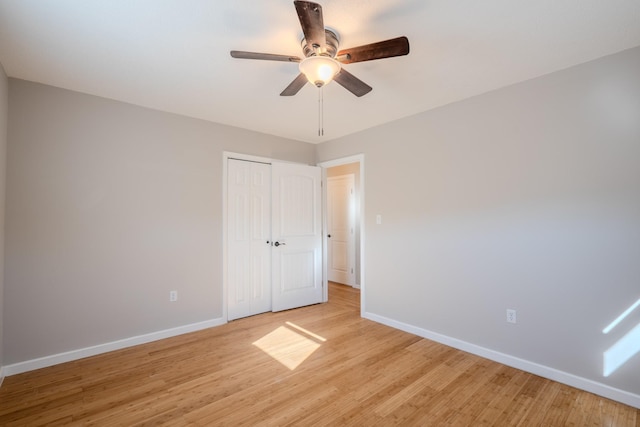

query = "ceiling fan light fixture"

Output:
[[299, 56, 341, 87]]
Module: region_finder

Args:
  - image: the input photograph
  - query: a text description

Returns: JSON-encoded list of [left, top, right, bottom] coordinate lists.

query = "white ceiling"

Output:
[[1, 1, 639, 144]]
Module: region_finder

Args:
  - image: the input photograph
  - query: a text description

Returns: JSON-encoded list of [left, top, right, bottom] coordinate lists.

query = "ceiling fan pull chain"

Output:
[[318, 88, 320, 136], [318, 87, 324, 136], [321, 87, 324, 136]]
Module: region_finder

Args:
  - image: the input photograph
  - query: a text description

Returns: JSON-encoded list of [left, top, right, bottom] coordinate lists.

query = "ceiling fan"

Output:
[[230, 0, 410, 97]]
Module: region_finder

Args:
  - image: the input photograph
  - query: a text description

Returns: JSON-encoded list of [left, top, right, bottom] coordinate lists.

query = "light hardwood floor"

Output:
[[1, 282, 638, 426]]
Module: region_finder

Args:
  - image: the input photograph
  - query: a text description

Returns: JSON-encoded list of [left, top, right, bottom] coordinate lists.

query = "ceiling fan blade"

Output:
[[280, 73, 309, 96], [294, 1, 326, 52], [333, 69, 372, 97], [337, 36, 410, 64], [230, 51, 301, 62]]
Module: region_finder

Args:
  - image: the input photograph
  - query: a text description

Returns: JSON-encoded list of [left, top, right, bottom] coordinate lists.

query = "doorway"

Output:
[[319, 155, 365, 314], [326, 168, 357, 287]]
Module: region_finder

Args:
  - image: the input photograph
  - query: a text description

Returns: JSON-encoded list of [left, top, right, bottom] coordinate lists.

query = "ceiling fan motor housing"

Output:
[[301, 28, 339, 58]]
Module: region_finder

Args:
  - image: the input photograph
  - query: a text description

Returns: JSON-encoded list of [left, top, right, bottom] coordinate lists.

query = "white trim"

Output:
[[363, 311, 640, 409], [320, 166, 329, 302], [318, 155, 364, 169], [318, 154, 365, 315], [0, 366, 5, 388], [3, 318, 225, 376], [224, 151, 273, 165]]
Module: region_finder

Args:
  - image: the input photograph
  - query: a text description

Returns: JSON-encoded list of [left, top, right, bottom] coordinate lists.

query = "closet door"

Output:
[[271, 162, 323, 311], [227, 159, 272, 321]]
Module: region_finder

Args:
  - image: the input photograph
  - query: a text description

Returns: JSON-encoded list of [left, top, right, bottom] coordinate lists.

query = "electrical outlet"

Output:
[[376, 214, 382, 225], [170, 291, 178, 302], [506, 309, 517, 324]]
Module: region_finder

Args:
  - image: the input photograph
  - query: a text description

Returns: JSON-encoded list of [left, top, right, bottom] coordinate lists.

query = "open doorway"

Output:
[[319, 155, 364, 315], [326, 163, 360, 288]]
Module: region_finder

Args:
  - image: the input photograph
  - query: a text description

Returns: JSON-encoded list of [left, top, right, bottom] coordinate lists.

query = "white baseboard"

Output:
[[0, 366, 5, 388], [3, 318, 226, 377], [363, 311, 640, 410]]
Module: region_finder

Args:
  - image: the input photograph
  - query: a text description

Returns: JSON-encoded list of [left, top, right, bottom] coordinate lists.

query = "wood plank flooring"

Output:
[[1, 282, 638, 426]]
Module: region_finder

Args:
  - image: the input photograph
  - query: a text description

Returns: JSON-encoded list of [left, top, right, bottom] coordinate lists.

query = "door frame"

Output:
[[318, 154, 365, 316]]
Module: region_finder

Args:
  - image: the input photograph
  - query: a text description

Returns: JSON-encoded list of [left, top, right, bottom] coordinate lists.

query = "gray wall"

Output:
[[4, 80, 315, 364], [0, 62, 8, 371], [317, 47, 640, 397]]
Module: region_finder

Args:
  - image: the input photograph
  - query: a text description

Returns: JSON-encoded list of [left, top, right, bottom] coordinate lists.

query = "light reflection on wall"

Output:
[[602, 298, 640, 377]]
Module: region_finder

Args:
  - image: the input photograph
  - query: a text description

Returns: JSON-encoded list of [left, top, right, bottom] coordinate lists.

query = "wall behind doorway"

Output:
[[327, 162, 360, 287]]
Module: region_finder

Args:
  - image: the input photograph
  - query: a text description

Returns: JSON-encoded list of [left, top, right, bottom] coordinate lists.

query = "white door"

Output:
[[271, 162, 323, 312], [327, 174, 356, 286], [227, 159, 272, 320]]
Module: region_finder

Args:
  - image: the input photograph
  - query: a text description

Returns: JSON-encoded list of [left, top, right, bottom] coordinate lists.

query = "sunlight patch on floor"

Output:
[[252, 322, 326, 370]]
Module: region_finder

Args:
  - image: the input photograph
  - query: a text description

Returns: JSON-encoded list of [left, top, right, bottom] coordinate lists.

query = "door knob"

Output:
[[274, 241, 286, 247], [327, 234, 331, 238]]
